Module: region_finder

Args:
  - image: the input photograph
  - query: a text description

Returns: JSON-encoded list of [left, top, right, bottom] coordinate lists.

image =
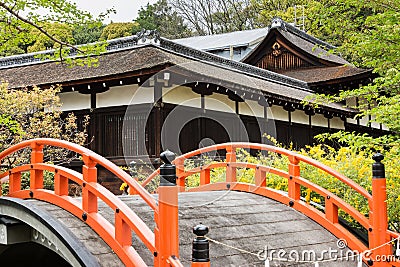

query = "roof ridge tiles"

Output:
[[0, 30, 160, 69], [159, 38, 310, 91], [270, 17, 336, 50]]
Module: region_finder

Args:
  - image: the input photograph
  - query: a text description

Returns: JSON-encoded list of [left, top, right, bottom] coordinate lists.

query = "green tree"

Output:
[[0, 0, 109, 64], [133, 0, 192, 39], [27, 23, 74, 52], [252, 0, 307, 26], [0, 83, 89, 164], [73, 23, 105, 45], [100, 22, 138, 40], [168, 0, 258, 35]]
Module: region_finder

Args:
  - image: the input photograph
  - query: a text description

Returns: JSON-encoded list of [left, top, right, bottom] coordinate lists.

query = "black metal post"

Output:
[[192, 224, 210, 264], [372, 153, 385, 179], [160, 150, 176, 186]]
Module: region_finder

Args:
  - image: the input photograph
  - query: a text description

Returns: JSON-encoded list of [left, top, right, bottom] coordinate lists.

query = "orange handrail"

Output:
[[0, 138, 157, 210], [0, 138, 182, 267], [142, 142, 399, 266], [142, 143, 371, 200]]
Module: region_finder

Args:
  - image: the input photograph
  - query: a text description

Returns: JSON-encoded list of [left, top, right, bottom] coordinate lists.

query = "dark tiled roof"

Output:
[[0, 46, 177, 88], [271, 18, 336, 50], [278, 30, 349, 65], [279, 66, 371, 84], [241, 18, 350, 66]]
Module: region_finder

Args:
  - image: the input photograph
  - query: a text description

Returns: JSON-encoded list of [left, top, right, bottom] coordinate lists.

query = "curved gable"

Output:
[[242, 18, 349, 71]]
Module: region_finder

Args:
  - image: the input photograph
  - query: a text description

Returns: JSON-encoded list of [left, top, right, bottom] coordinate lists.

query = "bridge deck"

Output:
[[29, 191, 360, 266]]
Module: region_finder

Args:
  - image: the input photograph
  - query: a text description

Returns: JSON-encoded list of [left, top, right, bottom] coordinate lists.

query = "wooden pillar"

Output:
[[356, 97, 360, 126], [262, 105, 268, 144], [30, 142, 44, 190], [89, 92, 97, 152], [324, 112, 333, 132], [201, 94, 205, 142], [235, 101, 239, 114], [305, 108, 315, 145], [90, 92, 96, 109], [154, 81, 163, 158], [284, 104, 295, 145]]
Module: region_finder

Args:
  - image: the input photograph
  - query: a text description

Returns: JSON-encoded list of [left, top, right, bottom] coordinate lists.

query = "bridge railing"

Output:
[[142, 142, 398, 266], [0, 138, 181, 267]]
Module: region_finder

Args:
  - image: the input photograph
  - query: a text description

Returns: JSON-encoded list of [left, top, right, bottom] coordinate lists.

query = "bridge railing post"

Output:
[[157, 150, 179, 267], [288, 155, 301, 202], [175, 158, 186, 192], [82, 154, 98, 214], [226, 146, 237, 183], [30, 142, 44, 190], [191, 224, 210, 267], [369, 153, 391, 265]]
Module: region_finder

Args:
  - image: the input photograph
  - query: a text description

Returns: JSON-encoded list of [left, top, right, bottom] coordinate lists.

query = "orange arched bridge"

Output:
[[0, 138, 399, 266]]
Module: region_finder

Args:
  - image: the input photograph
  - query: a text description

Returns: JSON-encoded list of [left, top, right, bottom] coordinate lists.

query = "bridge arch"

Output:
[[0, 197, 99, 266]]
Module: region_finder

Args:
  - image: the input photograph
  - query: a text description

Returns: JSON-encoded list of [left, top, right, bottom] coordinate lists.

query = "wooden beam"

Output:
[[90, 93, 96, 109], [154, 81, 163, 157]]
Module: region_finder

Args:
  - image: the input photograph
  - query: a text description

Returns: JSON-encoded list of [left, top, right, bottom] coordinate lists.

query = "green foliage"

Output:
[[252, 0, 308, 25], [73, 23, 105, 45], [27, 23, 74, 52], [133, 0, 192, 39], [0, 115, 23, 136], [1, 171, 55, 195], [120, 162, 160, 194], [100, 22, 138, 40], [0, 83, 89, 162], [0, 0, 109, 64], [0, 82, 89, 195]]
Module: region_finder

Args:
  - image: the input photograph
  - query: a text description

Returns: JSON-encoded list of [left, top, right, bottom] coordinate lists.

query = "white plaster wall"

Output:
[[163, 86, 201, 108], [58, 91, 90, 111], [346, 97, 358, 124], [291, 109, 309, 125], [359, 116, 369, 127], [330, 117, 345, 129], [370, 115, 380, 129], [205, 93, 235, 113], [239, 99, 264, 118], [97, 84, 152, 108], [312, 114, 328, 127], [268, 105, 287, 121]]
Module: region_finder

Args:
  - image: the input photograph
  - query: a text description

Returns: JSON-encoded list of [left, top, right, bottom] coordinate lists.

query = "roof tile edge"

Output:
[[0, 29, 161, 69], [270, 17, 336, 50], [159, 38, 310, 91]]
